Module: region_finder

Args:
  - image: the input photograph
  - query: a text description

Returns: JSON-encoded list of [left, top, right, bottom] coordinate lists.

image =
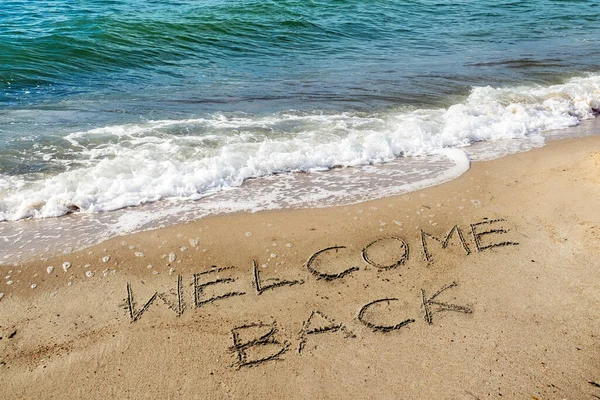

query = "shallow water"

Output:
[[2, 118, 599, 265]]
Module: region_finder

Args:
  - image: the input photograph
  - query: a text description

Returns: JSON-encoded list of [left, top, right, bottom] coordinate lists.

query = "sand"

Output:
[[2, 135, 600, 399]]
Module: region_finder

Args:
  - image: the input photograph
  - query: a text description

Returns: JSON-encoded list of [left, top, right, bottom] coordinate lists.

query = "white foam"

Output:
[[0, 75, 599, 221]]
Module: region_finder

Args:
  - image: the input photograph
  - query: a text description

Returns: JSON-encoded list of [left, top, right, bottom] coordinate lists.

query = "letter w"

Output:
[[126, 275, 184, 322]]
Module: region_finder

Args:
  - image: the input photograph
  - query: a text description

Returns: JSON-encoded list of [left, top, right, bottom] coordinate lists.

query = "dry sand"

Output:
[[2, 135, 600, 399]]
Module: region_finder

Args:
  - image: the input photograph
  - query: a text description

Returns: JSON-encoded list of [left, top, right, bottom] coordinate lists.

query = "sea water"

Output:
[[1, 0, 599, 260]]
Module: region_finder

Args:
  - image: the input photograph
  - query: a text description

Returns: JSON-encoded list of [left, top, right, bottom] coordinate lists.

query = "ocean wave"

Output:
[[0, 74, 599, 221]]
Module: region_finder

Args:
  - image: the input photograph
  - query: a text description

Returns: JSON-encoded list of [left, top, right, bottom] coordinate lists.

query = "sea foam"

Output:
[[0, 74, 598, 221]]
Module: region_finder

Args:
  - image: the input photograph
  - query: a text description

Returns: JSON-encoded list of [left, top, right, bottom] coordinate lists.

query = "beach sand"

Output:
[[2, 134, 600, 399]]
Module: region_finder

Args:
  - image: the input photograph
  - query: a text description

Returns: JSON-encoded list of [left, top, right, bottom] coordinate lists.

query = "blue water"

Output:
[[1, 0, 600, 221], [2, 0, 599, 112]]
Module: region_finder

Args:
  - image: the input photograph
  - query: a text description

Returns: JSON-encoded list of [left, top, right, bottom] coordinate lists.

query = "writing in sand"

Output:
[[124, 218, 518, 368]]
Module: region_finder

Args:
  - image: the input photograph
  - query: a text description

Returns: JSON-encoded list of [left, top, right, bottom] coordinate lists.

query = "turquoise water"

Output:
[[1, 0, 600, 221], [2, 0, 599, 111]]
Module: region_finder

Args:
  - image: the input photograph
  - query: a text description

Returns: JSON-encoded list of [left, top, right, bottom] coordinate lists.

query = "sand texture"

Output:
[[2, 136, 600, 399]]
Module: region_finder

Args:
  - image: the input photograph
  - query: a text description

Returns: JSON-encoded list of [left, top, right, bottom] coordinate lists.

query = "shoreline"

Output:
[[2, 134, 600, 398], [1, 116, 599, 266]]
